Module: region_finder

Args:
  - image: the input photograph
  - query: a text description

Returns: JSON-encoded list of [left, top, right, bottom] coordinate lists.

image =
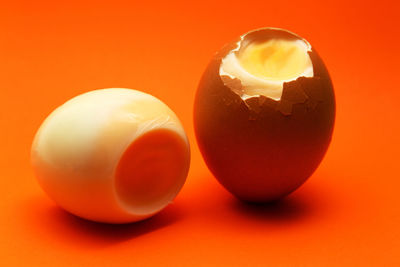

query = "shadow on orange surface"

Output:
[[22, 196, 184, 249], [230, 196, 314, 223], [182, 175, 328, 229], [21, 176, 332, 251]]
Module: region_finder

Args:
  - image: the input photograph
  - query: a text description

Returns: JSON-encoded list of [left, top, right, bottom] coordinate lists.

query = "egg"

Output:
[[31, 88, 190, 223], [194, 28, 335, 202]]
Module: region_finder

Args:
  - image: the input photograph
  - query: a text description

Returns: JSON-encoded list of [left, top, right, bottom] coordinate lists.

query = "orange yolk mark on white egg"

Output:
[[115, 129, 188, 214]]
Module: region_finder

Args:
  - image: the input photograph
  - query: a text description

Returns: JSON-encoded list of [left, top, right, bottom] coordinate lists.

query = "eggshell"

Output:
[[194, 28, 335, 202]]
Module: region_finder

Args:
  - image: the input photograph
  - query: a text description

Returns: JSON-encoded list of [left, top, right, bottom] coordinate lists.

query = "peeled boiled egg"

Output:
[[194, 27, 335, 202], [31, 88, 190, 223]]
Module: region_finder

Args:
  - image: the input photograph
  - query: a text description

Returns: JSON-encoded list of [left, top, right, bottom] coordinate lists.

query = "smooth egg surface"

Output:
[[31, 88, 190, 223]]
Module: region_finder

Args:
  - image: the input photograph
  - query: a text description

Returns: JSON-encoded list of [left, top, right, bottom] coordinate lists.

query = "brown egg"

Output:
[[194, 27, 335, 202]]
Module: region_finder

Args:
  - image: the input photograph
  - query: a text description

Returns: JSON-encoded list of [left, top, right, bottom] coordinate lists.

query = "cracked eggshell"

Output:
[[31, 88, 190, 223], [194, 28, 335, 202]]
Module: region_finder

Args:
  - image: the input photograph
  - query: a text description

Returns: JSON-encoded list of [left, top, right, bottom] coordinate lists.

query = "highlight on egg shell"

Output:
[[194, 27, 335, 202], [31, 88, 190, 223]]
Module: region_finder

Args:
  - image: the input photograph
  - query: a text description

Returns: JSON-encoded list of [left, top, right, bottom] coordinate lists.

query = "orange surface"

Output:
[[1, 0, 399, 266]]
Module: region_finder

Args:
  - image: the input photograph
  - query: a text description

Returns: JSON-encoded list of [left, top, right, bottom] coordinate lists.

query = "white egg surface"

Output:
[[31, 88, 190, 223]]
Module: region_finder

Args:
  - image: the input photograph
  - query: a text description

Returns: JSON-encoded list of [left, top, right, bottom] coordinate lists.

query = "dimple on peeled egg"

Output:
[[194, 27, 335, 202], [31, 88, 190, 223]]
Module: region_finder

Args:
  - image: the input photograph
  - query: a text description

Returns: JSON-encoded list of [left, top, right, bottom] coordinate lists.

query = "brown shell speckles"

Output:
[[194, 28, 335, 202]]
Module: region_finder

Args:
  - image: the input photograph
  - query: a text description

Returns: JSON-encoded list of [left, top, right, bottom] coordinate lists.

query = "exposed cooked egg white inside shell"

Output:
[[220, 31, 313, 101], [31, 88, 190, 224]]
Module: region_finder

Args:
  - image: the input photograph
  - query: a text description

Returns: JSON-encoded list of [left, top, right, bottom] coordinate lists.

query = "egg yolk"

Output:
[[115, 128, 188, 214], [238, 39, 311, 81]]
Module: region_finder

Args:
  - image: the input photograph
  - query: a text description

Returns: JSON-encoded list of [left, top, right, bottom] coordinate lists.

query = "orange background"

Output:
[[1, 0, 400, 266]]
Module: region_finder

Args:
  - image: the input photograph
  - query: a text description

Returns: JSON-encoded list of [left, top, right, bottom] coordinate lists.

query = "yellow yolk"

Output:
[[238, 39, 310, 81]]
